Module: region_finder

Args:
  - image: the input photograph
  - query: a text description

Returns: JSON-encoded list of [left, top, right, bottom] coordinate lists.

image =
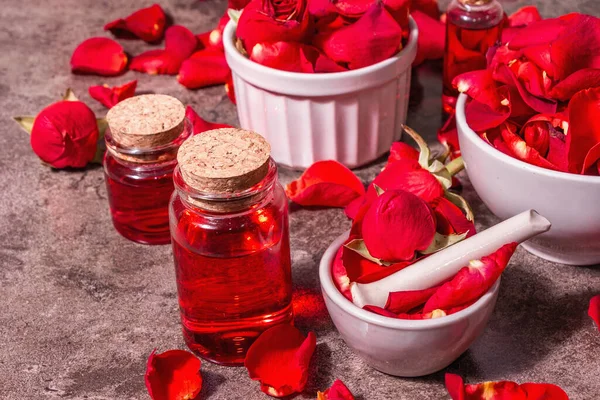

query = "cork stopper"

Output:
[[458, 0, 492, 5], [177, 128, 271, 194], [106, 94, 185, 149]]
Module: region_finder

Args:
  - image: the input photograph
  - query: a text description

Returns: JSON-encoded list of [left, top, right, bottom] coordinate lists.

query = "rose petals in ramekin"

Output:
[[423, 243, 517, 313], [286, 160, 365, 207], [385, 286, 439, 314], [145, 349, 202, 400], [245, 324, 316, 397], [567, 87, 600, 173], [104, 4, 166, 42], [89, 80, 137, 109], [71, 37, 127, 76], [178, 50, 231, 89]]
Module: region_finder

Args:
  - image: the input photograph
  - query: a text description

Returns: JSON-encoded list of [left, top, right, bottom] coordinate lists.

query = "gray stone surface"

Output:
[[1, 0, 599, 399]]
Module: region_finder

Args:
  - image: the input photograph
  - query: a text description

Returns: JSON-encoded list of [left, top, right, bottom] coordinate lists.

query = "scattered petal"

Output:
[[104, 4, 166, 42], [71, 37, 127, 76], [178, 50, 231, 88], [145, 349, 202, 400], [88, 80, 137, 108], [317, 379, 355, 400], [423, 243, 517, 313], [185, 106, 232, 135], [245, 324, 316, 397], [589, 295, 600, 330], [285, 160, 365, 207], [131, 25, 197, 75]]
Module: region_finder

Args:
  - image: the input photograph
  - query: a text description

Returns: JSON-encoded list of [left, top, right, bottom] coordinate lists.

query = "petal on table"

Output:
[[185, 106, 232, 135], [285, 160, 365, 207], [88, 80, 137, 109], [317, 379, 355, 400], [70, 37, 127, 76], [245, 325, 317, 398], [144, 349, 202, 400], [104, 4, 166, 42], [178, 50, 231, 88]]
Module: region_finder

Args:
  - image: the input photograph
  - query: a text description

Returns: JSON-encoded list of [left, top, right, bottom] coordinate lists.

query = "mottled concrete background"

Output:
[[1, 0, 599, 399]]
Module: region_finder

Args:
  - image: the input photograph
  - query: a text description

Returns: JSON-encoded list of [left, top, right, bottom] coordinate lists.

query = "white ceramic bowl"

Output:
[[319, 232, 500, 377], [223, 18, 418, 169], [456, 93, 600, 265]]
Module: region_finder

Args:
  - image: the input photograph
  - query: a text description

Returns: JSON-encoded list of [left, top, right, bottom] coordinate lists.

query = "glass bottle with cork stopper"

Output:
[[442, 0, 504, 116], [104, 94, 191, 245], [169, 128, 293, 365]]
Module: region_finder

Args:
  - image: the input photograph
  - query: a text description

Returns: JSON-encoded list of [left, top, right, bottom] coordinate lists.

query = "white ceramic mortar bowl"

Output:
[[319, 232, 500, 377], [456, 93, 600, 265], [223, 18, 418, 169]]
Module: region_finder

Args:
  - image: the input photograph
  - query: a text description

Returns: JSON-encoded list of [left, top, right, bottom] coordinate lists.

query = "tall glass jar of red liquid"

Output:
[[169, 128, 293, 365], [104, 95, 191, 245], [442, 0, 504, 115]]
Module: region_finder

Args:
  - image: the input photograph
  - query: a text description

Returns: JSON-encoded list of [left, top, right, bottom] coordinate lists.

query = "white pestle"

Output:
[[351, 209, 551, 308]]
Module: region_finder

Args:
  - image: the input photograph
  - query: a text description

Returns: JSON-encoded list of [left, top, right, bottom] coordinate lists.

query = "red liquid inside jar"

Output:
[[170, 162, 293, 365], [104, 154, 175, 245], [442, 0, 503, 115]]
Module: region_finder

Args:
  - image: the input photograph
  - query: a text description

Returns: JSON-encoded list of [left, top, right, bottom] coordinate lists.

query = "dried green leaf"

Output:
[[90, 118, 108, 164], [63, 88, 79, 102], [421, 231, 469, 255], [13, 116, 35, 134], [373, 184, 384, 196], [429, 159, 453, 190], [401, 124, 430, 169], [445, 191, 474, 222], [344, 239, 393, 266], [228, 8, 243, 23]]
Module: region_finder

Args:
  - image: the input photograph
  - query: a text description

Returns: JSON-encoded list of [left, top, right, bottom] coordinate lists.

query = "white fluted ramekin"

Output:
[[223, 18, 418, 169], [319, 232, 500, 377], [456, 93, 600, 265]]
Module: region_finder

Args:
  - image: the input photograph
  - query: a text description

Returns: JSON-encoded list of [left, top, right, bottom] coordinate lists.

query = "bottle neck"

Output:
[[174, 159, 279, 214], [448, 0, 504, 29]]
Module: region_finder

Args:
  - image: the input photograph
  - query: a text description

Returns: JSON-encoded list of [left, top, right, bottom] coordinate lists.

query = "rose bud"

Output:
[[30, 101, 99, 168], [237, 0, 312, 55]]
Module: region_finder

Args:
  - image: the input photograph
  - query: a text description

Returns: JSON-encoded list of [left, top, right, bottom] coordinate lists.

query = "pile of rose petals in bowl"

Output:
[[452, 10, 600, 176], [287, 126, 520, 319], [234, 0, 446, 72]]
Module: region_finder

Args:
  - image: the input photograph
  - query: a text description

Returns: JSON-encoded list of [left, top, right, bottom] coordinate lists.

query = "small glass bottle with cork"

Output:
[[169, 127, 293, 365], [442, 0, 504, 116], [104, 94, 191, 245]]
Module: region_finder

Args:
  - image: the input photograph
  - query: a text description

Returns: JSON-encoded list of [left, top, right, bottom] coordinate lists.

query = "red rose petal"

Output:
[[438, 114, 461, 159], [453, 69, 503, 109], [508, 6, 542, 28], [178, 50, 231, 88], [445, 373, 569, 400], [30, 101, 99, 169], [333, 0, 410, 32], [245, 324, 316, 398], [546, 129, 569, 172], [229, 0, 251, 9], [88, 80, 137, 109], [501, 122, 560, 170], [225, 74, 236, 104], [548, 68, 600, 101], [71, 37, 127, 76], [412, 0, 441, 20], [431, 196, 475, 237], [250, 42, 314, 73], [495, 64, 557, 114], [237, 0, 312, 55], [372, 159, 445, 203], [104, 4, 166, 42], [589, 294, 600, 330], [423, 243, 517, 313], [332, 247, 352, 300], [387, 142, 419, 164], [144, 349, 202, 400], [131, 25, 197, 75], [385, 286, 439, 314], [285, 160, 365, 207], [317, 379, 355, 400], [465, 94, 511, 131], [362, 190, 436, 262], [316, 4, 402, 70], [363, 305, 399, 318], [412, 10, 445, 66], [185, 106, 232, 135], [342, 243, 413, 283], [567, 87, 600, 174]]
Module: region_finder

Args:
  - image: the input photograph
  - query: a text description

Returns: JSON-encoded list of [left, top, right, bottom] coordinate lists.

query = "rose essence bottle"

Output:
[[104, 95, 191, 245], [442, 0, 504, 115], [169, 128, 293, 365]]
